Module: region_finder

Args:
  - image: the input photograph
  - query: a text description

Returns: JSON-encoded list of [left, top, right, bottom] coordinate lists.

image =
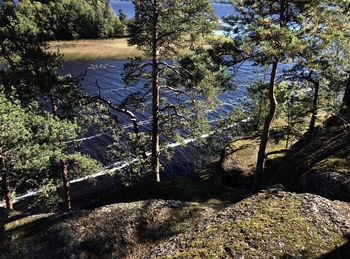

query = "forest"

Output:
[[1, 0, 350, 258]]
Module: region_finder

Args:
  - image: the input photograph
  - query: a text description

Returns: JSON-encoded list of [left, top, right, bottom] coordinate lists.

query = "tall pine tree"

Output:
[[126, 0, 230, 182]]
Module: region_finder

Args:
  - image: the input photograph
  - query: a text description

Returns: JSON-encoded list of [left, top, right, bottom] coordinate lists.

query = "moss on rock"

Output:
[[1, 200, 210, 259], [2, 191, 349, 258], [148, 191, 350, 258]]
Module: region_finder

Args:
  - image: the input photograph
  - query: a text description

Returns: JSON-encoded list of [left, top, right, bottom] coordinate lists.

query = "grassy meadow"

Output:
[[49, 35, 228, 61], [49, 38, 144, 61]]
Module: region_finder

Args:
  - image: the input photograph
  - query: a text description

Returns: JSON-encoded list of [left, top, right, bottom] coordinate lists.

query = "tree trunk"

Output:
[[0, 154, 13, 211], [48, 93, 58, 116], [341, 73, 350, 114], [61, 160, 71, 211], [307, 81, 320, 141], [4, 182, 13, 211], [151, 0, 161, 182], [252, 61, 278, 192], [190, 34, 195, 50], [2, 174, 13, 211], [255, 92, 264, 131], [286, 110, 291, 149]]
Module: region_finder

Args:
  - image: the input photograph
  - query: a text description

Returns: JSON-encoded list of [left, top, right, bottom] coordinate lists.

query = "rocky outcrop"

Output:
[[148, 191, 350, 258], [272, 125, 350, 201], [0, 200, 208, 259], [2, 191, 350, 258]]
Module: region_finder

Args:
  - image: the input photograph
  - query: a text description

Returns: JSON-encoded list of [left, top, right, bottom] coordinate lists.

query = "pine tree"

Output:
[[0, 1, 105, 211], [126, 0, 229, 182], [225, 0, 336, 191], [0, 93, 79, 210]]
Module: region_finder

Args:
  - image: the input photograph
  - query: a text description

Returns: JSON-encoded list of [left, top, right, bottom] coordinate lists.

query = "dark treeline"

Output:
[[11, 0, 125, 40]]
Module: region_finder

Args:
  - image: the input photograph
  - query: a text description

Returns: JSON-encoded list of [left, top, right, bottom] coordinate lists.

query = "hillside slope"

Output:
[[272, 125, 350, 201]]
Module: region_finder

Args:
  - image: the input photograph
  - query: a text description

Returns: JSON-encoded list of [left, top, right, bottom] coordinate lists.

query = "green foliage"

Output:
[[118, 9, 127, 23], [0, 1, 83, 117], [227, 0, 336, 65], [219, 0, 346, 141], [0, 91, 105, 206], [0, 1, 117, 206], [48, 0, 126, 39], [67, 153, 103, 180], [0, 92, 78, 192], [1, 0, 125, 41], [124, 0, 231, 176], [128, 0, 216, 56], [193, 106, 249, 169], [30, 180, 60, 212]]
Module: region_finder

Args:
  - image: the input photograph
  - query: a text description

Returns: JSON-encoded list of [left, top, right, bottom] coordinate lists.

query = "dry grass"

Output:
[[49, 38, 144, 61], [49, 34, 229, 61]]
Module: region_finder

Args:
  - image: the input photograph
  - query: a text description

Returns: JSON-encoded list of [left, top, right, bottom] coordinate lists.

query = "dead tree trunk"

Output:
[[61, 160, 71, 211], [252, 61, 278, 192], [151, 0, 161, 182], [0, 152, 13, 211]]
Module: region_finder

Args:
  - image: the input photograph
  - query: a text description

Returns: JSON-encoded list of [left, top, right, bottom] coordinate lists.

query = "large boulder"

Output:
[[2, 191, 350, 258], [0, 200, 207, 259], [148, 191, 350, 258]]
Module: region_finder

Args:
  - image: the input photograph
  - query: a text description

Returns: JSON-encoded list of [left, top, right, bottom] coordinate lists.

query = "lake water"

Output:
[[110, 1, 236, 19], [61, 2, 288, 177], [61, 59, 290, 177], [110, 1, 235, 35]]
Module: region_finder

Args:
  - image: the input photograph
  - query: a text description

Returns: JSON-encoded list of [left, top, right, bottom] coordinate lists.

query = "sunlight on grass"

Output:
[[49, 38, 144, 61], [49, 35, 230, 61]]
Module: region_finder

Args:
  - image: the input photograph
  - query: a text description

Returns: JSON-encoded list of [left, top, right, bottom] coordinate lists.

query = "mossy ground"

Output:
[[199, 131, 288, 187]]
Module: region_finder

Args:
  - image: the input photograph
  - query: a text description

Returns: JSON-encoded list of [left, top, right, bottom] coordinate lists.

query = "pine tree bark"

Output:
[[252, 61, 278, 192], [341, 73, 350, 114], [61, 160, 71, 211], [48, 92, 58, 116], [151, 0, 161, 182], [255, 92, 264, 131], [307, 81, 320, 141], [0, 152, 13, 211]]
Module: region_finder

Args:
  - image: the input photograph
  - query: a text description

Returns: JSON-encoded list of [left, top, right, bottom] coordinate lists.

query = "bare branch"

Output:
[[82, 81, 148, 158]]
